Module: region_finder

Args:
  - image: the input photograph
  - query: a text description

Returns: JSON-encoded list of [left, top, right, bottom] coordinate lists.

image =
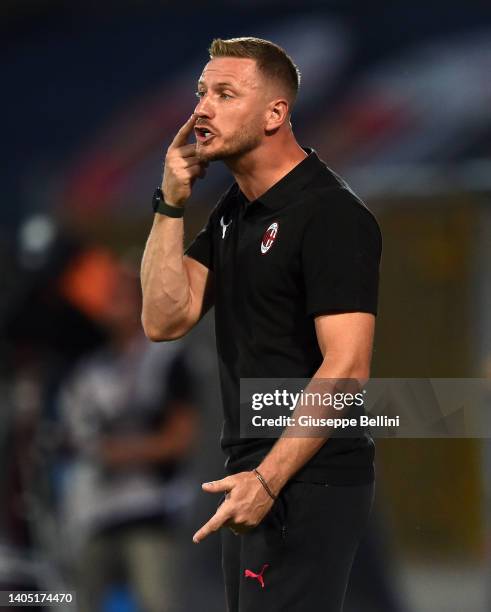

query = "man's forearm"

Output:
[[257, 434, 326, 495], [257, 363, 369, 495], [141, 215, 190, 339], [141, 113, 209, 340]]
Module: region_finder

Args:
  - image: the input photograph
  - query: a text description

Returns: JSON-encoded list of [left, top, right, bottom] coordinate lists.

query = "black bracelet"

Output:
[[253, 468, 277, 501], [152, 187, 185, 218], [154, 200, 185, 218]]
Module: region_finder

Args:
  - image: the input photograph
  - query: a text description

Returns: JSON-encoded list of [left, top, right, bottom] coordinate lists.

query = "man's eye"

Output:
[[220, 93, 232, 99], [195, 91, 205, 98]]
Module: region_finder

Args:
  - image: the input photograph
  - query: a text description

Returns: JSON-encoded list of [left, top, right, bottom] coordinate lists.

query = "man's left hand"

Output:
[[192, 471, 275, 543]]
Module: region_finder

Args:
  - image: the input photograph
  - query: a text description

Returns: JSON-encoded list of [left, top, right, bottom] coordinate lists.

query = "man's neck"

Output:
[[225, 137, 308, 203]]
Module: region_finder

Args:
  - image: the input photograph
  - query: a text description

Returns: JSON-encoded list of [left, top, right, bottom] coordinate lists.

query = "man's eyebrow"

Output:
[[197, 80, 239, 89]]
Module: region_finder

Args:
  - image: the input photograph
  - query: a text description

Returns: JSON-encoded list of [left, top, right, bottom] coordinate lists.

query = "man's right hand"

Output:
[[162, 114, 208, 207]]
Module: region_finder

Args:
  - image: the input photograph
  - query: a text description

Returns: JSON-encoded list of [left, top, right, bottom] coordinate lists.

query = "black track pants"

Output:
[[221, 480, 375, 612]]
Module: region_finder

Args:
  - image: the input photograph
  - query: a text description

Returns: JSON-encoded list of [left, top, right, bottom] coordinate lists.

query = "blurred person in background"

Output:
[[0, 222, 109, 595], [57, 260, 198, 612]]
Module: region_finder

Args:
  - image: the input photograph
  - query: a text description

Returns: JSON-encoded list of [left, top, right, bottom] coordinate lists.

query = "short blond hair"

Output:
[[209, 37, 301, 107]]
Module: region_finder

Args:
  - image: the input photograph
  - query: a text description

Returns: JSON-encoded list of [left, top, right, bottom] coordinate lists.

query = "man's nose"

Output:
[[194, 94, 215, 118]]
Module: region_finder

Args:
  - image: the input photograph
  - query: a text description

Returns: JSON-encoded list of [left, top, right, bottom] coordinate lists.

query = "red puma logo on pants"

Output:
[[244, 564, 269, 588]]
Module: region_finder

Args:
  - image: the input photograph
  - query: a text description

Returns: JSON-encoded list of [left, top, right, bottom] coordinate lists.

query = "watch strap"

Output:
[[155, 200, 185, 218], [152, 188, 185, 218]]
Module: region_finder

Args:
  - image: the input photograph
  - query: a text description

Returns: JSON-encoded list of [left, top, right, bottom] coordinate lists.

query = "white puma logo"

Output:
[[220, 216, 232, 239]]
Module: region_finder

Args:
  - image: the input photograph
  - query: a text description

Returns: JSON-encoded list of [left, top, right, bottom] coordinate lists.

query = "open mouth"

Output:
[[195, 126, 216, 143]]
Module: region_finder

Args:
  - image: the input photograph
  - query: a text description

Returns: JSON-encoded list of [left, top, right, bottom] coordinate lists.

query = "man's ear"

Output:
[[265, 98, 290, 132]]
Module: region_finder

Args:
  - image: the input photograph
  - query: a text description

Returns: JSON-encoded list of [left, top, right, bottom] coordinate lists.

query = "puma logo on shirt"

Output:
[[220, 216, 232, 239]]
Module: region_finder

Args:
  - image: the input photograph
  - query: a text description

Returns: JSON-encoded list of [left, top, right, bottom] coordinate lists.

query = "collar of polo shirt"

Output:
[[238, 147, 324, 213]]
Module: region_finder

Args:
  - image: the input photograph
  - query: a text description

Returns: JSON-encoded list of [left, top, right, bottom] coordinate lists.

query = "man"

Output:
[[141, 37, 382, 611]]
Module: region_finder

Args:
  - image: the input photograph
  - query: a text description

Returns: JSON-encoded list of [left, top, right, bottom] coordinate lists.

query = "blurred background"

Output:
[[1, 1, 490, 610]]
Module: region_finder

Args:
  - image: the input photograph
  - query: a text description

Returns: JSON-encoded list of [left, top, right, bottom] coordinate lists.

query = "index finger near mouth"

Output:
[[178, 143, 199, 158], [170, 114, 198, 149]]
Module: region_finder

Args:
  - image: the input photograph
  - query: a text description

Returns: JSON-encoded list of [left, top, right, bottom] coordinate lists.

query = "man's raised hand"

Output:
[[162, 114, 208, 207]]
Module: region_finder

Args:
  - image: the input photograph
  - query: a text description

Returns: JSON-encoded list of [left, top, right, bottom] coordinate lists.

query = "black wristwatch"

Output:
[[152, 187, 185, 218]]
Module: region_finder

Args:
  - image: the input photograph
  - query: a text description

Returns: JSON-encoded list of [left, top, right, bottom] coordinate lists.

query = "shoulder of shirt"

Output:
[[300, 183, 382, 254], [304, 164, 380, 227]]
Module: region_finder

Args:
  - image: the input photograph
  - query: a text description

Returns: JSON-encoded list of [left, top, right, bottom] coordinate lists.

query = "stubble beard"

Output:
[[196, 122, 263, 163]]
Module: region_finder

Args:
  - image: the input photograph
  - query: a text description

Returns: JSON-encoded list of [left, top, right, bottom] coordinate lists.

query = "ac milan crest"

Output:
[[261, 222, 279, 254]]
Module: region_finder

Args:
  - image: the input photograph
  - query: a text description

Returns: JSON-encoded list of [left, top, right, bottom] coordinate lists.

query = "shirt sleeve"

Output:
[[185, 209, 215, 272], [301, 188, 382, 317]]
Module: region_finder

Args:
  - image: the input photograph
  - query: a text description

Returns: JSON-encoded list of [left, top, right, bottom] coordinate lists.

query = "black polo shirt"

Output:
[[185, 148, 382, 485]]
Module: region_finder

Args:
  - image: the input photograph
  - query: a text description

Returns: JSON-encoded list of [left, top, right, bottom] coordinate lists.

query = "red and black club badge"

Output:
[[260, 222, 279, 254]]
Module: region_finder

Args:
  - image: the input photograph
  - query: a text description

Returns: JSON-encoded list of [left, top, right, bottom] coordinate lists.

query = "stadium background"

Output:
[[1, 1, 490, 610]]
